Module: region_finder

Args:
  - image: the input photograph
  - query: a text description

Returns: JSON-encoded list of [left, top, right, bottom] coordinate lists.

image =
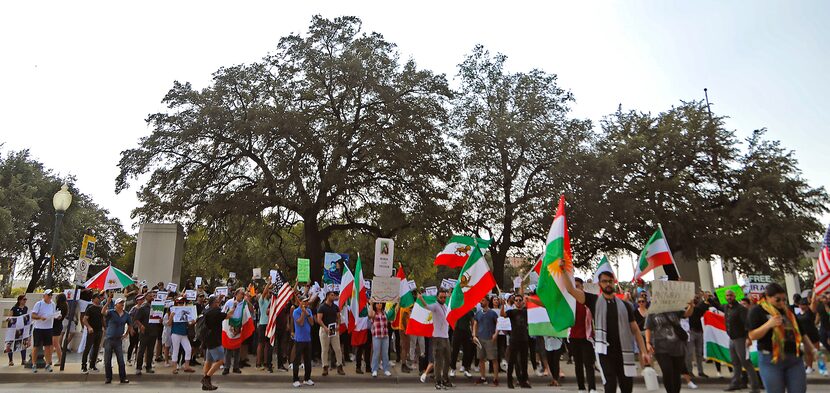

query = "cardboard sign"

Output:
[[149, 301, 164, 324], [155, 291, 168, 302], [252, 268, 262, 280], [715, 285, 745, 304], [166, 282, 178, 293], [297, 259, 310, 282], [171, 305, 197, 322], [370, 276, 400, 303], [323, 253, 348, 284], [195, 277, 202, 287], [496, 317, 512, 331], [583, 283, 600, 295], [649, 280, 695, 313], [374, 238, 395, 277], [185, 289, 197, 301], [424, 286, 438, 296]]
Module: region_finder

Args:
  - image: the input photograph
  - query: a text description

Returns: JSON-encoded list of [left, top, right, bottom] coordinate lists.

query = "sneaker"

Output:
[[135, 369, 142, 376], [120, 379, 130, 384], [288, 363, 293, 370], [384, 370, 392, 376], [535, 368, 544, 377], [589, 390, 597, 393], [421, 373, 428, 383], [90, 367, 100, 372], [304, 380, 315, 386], [82, 367, 88, 374], [473, 366, 480, 372], [687, 381, 698, 389], [32, 366, 37, 373], [45, 364, 53, 372], [435, 383, 444, 390], [300, 363, 304, 369], [463, 370, 472, 378], [372, 371, 378, 377], [501, 360, 508, 369], [389, 360, 396, 366], [449, 369, 455, 377], [805, 367, 814, 374], [292, 381, 301, 388], [476, 377, 488, 385]]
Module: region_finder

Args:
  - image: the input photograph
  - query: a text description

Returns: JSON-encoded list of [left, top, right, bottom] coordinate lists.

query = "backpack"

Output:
[[195, 314, 208, 347]]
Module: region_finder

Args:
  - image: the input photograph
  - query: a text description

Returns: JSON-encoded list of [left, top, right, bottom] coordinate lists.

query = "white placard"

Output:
[[185, 290, 197, 301], [374, 238, 395, 277], [424, 286, 438, 296], [195, 277, 202, 287], [155, 291, 168, 302], [370, 276, 400, 303], [171, 305, 197, 322], [441, 278, 458, 290], [513, 277, 522, 290], [214, 286, 229, 298], [63, 289, 79, 300], [166, 282, 178, 293], [496, 317, 512, 331], [269, 270, 278, 283], [252, 268, 262, 280], [73, 258, 91, 285], [583, 283, 600, 295], [648, 280, 695, 314], [229, 272, 236, 279], [407, 280, 417, 291], [138, 280, 148, 289]]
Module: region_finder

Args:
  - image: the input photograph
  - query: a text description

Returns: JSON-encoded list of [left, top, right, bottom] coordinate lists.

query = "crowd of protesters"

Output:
[[5, 269, 829, 393]]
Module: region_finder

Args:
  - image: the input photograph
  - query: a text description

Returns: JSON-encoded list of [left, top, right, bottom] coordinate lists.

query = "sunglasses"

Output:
[[638, 300, 646, 303]]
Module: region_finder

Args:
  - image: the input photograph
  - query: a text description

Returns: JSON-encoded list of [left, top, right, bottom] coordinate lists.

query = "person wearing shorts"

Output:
[[473, 296, 500, 385], [31, 290, 57, 373], [201, 295, 233, 391]]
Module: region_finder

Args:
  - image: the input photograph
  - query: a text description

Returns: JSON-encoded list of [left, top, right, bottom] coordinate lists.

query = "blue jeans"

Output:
[[104, 337, 126, 382], [757, 351, 806, 393], [371, 336, 390, 372]]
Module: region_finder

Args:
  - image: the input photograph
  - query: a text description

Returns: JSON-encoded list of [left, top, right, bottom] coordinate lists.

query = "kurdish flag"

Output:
[[434, 235, 492, 268], [536, 195, 576, 332], [593, 256, 615, 282], [527, 295, 569, 337], [447, 245, 496, 328], [702, 309, 758, 368], [406, 295, 437, 337], [634, 226, 676, 281]]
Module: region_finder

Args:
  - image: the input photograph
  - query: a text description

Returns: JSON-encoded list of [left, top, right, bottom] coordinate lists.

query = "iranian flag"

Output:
[[339, 264, 354, 309], [406, 295, 437, 337], [434, 235, 492, 268], [447, 245, 496, 328], [221, 299, 256, 350], [527, 295, 569, 337], [349, 256, 369, 346], [703, 309, 758, 368], [592, 256, 615, 282], [536, 195, 576, 332], [634, 226, 676, 281]]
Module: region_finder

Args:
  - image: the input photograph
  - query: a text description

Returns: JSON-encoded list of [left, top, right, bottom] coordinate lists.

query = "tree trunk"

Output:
[[302, 210, 325, 284], [493, 210, 514, 289], [26, 257, 45, 293]]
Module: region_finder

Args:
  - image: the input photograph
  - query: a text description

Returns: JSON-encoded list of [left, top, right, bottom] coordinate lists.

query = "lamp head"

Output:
[[53, 184, 72, 212]]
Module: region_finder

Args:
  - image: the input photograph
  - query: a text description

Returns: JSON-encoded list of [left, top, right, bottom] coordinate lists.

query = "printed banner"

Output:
[[149, 301, 165, 324], [324, 253, 349, 284], [171, 305, 197, 323], [4, 314, 32, 353]]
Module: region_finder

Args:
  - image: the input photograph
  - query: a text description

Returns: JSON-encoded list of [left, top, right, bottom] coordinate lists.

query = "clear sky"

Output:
[[2, 1, 828, 282]]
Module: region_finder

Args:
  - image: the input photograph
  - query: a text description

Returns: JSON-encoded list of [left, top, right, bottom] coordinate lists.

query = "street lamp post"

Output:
[[45, 184, 72, 290]]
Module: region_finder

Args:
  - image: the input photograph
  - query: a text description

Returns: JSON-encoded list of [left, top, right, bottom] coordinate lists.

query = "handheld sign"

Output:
[[496, 317, 512, 331], [155, 291, 168, 302], [269, 270, 278, 284], [166, 282, 178, 293], [194, 277, 202, 287], [424, 286, 438, 296], [370, 276, 400, 303], [374, 238, 395, 277], [649, 280, 695, 313], [228, 272, 236, 279], [252, 268, 262, 280], [149, 301, 164, 324], [297, 259, 310, 282], [715, 284, 745, 304], [185, 289, 197, 301], [214, 287, 229, 298]]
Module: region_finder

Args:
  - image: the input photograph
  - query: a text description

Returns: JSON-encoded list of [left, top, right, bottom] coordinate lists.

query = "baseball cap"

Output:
[[115, 298, 125, 305], [44, 289, 53, 295], [136, 295, 145, 301]]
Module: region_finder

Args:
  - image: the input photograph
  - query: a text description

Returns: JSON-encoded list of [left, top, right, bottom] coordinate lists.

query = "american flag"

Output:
[[815, 223, 830, 296], [265, 269, 294, 345]]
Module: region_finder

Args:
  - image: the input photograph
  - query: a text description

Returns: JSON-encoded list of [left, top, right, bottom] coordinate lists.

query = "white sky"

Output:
[[2, 1, 828, 283]]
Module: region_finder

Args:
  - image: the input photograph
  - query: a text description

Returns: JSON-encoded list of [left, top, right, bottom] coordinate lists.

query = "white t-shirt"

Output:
[[223, 298, 243, 319], [32, 300, 56, 330]]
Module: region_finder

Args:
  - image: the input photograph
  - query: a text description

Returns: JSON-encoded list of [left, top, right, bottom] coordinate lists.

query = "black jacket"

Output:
[[724, 302, 748, 339]]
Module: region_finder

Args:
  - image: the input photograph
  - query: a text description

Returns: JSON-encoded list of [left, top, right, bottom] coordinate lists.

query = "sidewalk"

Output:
[[1, 351, 828, 386]]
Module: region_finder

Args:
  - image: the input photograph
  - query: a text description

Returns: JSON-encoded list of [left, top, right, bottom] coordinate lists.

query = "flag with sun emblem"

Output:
[[83, 265, 134, 290], [446, 243, 496, 328], [536, 195, 576, 331]]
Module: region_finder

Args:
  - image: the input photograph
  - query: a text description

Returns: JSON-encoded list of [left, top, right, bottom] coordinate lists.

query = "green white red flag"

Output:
[[406, 295, 437, 337], [527, 294, 569, 337], [633, 226, 676, 281], [703, 309, 758, 368], [536, 195, 576, 332], [434, 235, 492, 268], [446, 245, 496, 328], [592, 256, 615, 282]]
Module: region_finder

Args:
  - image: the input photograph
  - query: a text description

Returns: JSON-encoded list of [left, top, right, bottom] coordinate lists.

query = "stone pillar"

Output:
[[134, 223, 185, 288], [784, 273, 801, 303], [722, 266, 738, 286], [697, 260, 714, 292]]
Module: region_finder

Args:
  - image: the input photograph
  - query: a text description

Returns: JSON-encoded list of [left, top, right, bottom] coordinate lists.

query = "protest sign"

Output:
[[80, 234, 96, 260], [3, 314, 32, 353], [214, 287, 229, 298], [324, 253, 348, 284], [364, 280, 372, 289], [149, 301, 164, 324], [441, 278, 458, 290], [194, 277, 202, 287], [582, 282, 600, 295], [63, 289, 79, 301], [424, 286, 438, 296], [138, 280, 148, 289], [408, 280, 417, 292], [228, 272, 236, 279], [649, 280, 695, 313], [715, 285, 745, 304], [171, 305, 197, 323], [747, 274, 772, 301], [496, 317, 512, 331], [513, 276, 522, 290], [155, 291, 168, 302], [374, 238, 394, 277], [166, 282, 177, 293], [252, 268, 262, 280], [297, 259, 310, 282], [185, 289, 197, 301], [370, 276, 400, 303], [269, 270, 278, 284]]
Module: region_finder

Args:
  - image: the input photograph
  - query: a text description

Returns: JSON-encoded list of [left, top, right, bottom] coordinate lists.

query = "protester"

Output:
[[31, 290, 57, 373], [502, 292, 531, 389], [368, 302, 392, 377], [564, 271, 650, 393], [169, 296, 196, 374], [202, 294, 233, 391], [395, 302, 413, 373], [135, 289, 160, 375], [449, 309, 474, 378], [51, 292, 69, 366], [292, 296, 315, 388], [221, 288, 246, 375], [644, 298, 694, 393], [748, 283, 815, 393], [419, 288, 452, 390], [723, 290, 761, 393], [104, 298, 134, 384], [316, 290, 346, 376], [797, 297, 820, 373], [5, 295, 28, 367], [473, 295, 500, 386], [810, 292, 830, 352], [82, 292, 105, 373], [687, 294, 709, 378], [569, 277, 597, 393], [256, 283, 273, 372], [126, 295, 144, 365]]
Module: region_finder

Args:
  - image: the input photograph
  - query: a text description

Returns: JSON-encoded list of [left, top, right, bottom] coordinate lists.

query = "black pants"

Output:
[[274, 327, 288, 368], [82, 329, 102, 369], [450, 329, 473, 371], [599, 350, 633, 393], [528, 337, 539, 370], [655, 353, 684, 393], [507, 339, 529, 384], [355, 341, 372, 371], [497, 335, 506, 366], [569, 338, 596, 390], [135, 333, 156, 371], [546, 346, 563, 382], [126, 331, 139, 362], [292, 341, 312, 382]]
